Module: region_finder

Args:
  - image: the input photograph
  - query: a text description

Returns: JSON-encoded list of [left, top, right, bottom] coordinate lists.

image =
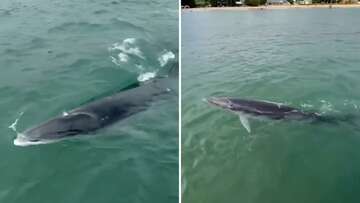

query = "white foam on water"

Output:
[[110, 56, 120, 65], [118, 52, 129, 62], [319, 100, 334, 113], [158, 50, 175, 67], [123, 38, 136, 44], [124, 47, 143, 58], [137, 71, 156, 82], [62, 111, 69, 116], [343, 100, 359, 110], [8, 112, 24, 133], [109, 38, 145, 65]]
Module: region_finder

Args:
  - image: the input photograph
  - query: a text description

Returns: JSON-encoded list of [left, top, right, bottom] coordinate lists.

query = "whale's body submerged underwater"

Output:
[[206, 97, 344, 133], [15, 75, 177, 146]]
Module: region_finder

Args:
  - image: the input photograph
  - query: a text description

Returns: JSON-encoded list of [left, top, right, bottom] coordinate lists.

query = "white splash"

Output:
[[62, 111, 69, 116], [124, 47, 143, 58], [158, 50, 175, 67], [343, 100, 359, 110], [8, 112, 24, 133], [110, 56, 120, 65], [109, 38, 145, 65], [319, 100, 334, 113], [118, 53, 129, 62], [137, 72, 156, 82], [123, 38, 136, 44]]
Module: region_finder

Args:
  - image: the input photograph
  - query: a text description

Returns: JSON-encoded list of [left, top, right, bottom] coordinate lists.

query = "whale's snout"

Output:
[[14, 112, 100, 146], [206, 97, 233, 109], [13, 133, 47, 146]]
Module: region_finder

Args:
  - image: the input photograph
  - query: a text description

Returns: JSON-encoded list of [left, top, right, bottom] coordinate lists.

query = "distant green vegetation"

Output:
[[312, 0, 341, 3], [182, 0, 235, 7], [244, 0, 266, 6], [182, 0, 350, 7], [181, 0, 267, 7], [182, 0, 196, 7]]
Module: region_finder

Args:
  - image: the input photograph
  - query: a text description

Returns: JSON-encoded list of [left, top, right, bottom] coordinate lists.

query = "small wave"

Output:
[[137, 72, 157, 82], [93, 9, 108, 15], [0, 9, 14, 16], [48, 22, 103, 33], [343, 99, 359, 110], [158, 50, 175, 67], [135, 64, 145, 71], [112, 18, 148, 33], [301, 103, 314, 108]]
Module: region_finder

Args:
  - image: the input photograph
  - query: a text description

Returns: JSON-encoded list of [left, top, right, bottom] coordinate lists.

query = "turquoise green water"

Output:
[[182, 8, 360, 203], [0, 0, 178, 202]]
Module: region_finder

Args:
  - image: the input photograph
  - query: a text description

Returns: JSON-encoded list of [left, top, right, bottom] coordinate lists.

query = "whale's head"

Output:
[[206, 97, 238, 111], [14, 112, 100, 146]]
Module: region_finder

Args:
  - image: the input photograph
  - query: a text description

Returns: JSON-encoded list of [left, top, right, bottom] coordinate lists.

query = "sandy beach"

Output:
[[184, 4, 360, 11]]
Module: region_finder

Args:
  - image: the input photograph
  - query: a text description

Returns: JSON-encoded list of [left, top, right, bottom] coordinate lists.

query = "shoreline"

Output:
[[183, 4, 360, 11]]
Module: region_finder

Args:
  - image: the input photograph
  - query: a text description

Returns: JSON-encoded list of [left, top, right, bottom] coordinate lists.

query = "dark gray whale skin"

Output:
[[18, 76, 177, 144], [207, 97, 325, 121]]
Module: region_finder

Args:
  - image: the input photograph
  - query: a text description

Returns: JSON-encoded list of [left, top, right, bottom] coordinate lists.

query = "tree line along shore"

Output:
[[182, 0, 360, 8]]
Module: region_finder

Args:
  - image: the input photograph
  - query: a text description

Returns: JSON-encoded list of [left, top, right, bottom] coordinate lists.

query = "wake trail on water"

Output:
[[290, 100, 360, 127]]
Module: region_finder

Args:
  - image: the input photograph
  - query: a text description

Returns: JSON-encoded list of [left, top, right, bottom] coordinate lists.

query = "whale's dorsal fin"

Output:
[[238, 113, 251, 133]]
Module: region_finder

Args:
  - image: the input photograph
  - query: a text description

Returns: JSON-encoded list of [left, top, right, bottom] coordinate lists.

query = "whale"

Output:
[[14, 74, 177, 146], [206, 97, 339, 133]]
